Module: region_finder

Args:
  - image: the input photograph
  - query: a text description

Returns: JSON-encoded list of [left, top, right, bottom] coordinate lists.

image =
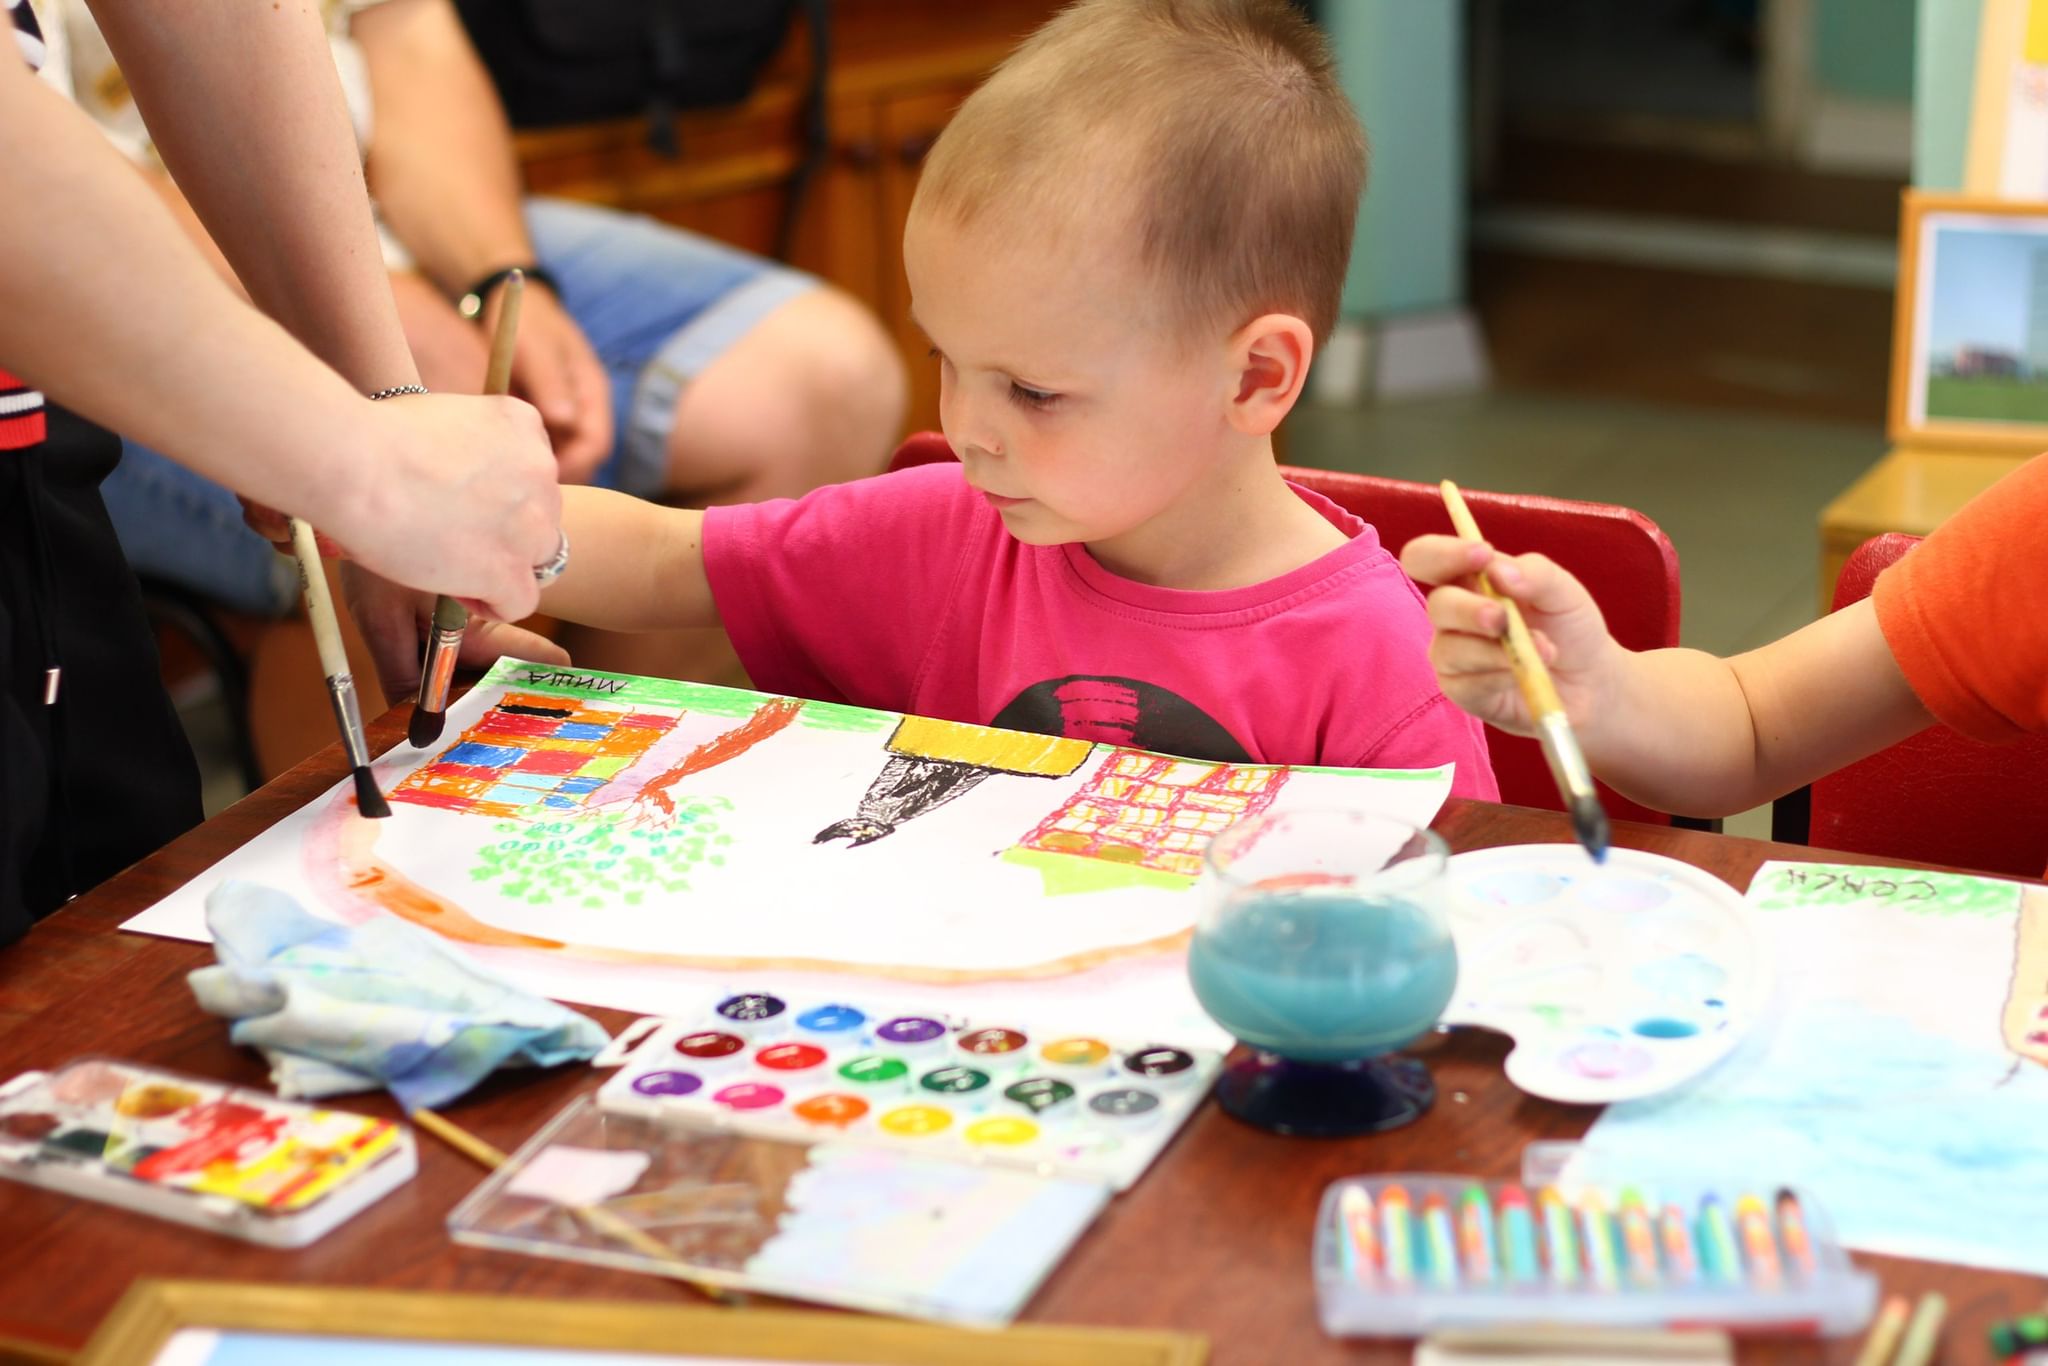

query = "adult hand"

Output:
[[327, 390, 562, 624], [1397, 536, 1622, 737], [509, 284, 613, 485], [341, 561, 568, 703]]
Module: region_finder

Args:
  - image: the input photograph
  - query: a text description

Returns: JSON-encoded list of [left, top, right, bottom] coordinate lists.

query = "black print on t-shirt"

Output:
[[990, 675, 1252, 763]]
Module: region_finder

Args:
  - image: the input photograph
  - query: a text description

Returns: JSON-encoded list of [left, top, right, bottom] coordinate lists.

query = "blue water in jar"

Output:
[[1188, 890, 1458, 1063]]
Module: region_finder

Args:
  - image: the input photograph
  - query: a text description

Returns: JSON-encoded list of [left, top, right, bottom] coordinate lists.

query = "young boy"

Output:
[[1398, 453, 2048, 819], [544, 0, 1496, 793]]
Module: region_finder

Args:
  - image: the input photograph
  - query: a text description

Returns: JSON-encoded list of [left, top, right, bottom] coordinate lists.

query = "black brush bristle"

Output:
[[354, 766, 392, 819], [408, 704, 446, 749], [1572, 794, 1611, 864]]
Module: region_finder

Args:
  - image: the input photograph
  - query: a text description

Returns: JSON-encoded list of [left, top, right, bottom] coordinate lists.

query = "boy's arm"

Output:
[[1401, 536, 1933, 817], [543, 488, 721, 632]]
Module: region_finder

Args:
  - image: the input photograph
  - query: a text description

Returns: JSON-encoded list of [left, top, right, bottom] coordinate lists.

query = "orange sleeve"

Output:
[[1871, 452, 2048, 744]]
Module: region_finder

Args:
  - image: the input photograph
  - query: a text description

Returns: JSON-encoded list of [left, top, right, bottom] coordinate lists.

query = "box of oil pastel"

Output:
[[0, 1058, 415, 1246], [1313, 1143, 1876, 1338]]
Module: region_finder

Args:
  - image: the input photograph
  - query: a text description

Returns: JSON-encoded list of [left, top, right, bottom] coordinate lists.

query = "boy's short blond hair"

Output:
[[912, 0, 1367, 345]]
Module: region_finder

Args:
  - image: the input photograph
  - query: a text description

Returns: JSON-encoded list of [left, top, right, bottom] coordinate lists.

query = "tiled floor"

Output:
[[1282, 390, 1887, 838]]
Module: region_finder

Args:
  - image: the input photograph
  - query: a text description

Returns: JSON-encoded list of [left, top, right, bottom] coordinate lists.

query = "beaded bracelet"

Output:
[[368, 384, 429, 402]]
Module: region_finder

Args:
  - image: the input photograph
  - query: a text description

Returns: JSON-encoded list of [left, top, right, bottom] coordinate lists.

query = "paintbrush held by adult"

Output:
[[288, 517, 390, 818], [410, 269, 526, 750], [1438, 480, 1609, 863]]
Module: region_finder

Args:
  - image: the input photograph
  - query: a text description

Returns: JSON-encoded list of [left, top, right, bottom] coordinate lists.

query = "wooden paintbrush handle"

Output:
[[1439, 481, 1566, 723]]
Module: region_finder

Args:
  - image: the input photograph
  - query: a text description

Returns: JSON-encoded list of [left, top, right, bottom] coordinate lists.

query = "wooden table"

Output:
[[2, 715, 2043, 1364]]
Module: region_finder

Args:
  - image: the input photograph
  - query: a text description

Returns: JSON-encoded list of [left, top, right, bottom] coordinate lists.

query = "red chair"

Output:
[[887, 434, 1685, 825], [1797, 533, 2048, 877]]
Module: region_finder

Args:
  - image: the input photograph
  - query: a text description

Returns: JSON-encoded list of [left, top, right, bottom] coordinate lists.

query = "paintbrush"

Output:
[[287, 517, 390, 818], [410, 269, 525, 749], [410, 1106, 740, 1306], [1439, 480, 1609, 863]]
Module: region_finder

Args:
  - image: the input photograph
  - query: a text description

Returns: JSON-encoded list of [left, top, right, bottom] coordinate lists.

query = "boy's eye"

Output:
[[1008, 382, 1060, 411]]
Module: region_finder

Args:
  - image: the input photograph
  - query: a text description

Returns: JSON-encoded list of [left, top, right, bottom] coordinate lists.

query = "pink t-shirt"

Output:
[[703, 463, 1498, 797]]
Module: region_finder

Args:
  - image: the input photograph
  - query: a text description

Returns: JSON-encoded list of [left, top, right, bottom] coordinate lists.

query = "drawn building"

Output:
[[393, 692, 677, 818], [1012, 750, 1289, 879]]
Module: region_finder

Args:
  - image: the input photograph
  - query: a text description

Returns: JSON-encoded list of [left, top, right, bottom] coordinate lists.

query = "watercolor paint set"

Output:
[[449, 1095, 1109, 1324], [1312, 1158, 1876, 1338], [0, 1059, 415, 1246], [592, 990, 1220, 1190], [1441, 845, 1769, 1104]]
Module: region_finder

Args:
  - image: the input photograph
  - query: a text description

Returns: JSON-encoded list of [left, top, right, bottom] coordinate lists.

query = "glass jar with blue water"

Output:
[[1190, 809, 1455, 1137]]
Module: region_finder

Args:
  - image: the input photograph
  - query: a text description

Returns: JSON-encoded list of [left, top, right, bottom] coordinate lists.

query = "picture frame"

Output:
[[1888, 190, 2048, 454], [74, 1281, 1209, 1366]]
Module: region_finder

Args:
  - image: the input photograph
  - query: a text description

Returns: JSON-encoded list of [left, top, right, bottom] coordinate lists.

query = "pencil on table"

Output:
[[1852, 1294, 1911, 1366], [409, 269, 526, 750]]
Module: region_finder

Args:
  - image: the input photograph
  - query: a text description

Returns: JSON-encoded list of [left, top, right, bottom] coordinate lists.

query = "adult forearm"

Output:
[[354, 0, 534, 295], [89, 0, 417, 389], [0, 63, 366, 521]]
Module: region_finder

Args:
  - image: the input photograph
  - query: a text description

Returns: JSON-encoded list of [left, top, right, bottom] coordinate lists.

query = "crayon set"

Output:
[[1315, 1174, 1876, 1338]]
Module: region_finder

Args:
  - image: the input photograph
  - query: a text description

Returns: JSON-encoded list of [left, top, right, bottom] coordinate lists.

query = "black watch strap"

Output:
[[458, 264, 560, 319]]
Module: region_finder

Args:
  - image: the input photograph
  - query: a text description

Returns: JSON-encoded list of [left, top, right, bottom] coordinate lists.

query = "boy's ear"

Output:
[[1227, 313, 1315, 436]]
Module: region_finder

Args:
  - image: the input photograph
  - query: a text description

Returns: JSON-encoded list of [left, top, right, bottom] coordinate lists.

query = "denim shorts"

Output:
[[100, 197, 819, 615]]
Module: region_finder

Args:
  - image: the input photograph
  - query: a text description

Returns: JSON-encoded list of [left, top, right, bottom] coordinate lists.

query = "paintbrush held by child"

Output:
[[537, 0, 1497, 792], [1397, 453, 2048, 828]]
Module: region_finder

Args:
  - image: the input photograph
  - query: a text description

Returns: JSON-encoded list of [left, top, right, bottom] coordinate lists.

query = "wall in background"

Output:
[[1915, 0, 1984, 188], [1321, 0, 1464, 320]]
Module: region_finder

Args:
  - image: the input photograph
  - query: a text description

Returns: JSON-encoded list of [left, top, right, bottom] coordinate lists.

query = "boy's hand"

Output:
[[342, 563, 569, 702], [1398, 535, 1622, 737]]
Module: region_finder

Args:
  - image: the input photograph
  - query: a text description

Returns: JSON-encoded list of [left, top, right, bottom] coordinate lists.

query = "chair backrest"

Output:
[[1807, 533, 2048, 877], [886, 435, 1685, 824]]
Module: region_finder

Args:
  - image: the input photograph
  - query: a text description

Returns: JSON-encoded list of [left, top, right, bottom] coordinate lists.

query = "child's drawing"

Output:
[[1578, 862, 2048, 1278], [124, 660, 1458, 1040], [816, 717, 1090, 847]]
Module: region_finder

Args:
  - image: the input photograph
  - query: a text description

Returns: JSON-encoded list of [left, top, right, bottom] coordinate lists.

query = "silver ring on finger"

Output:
[[533, 528, 570, 585]]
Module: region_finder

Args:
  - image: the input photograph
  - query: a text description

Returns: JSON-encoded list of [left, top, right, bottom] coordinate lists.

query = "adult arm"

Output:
[[352, 0, 613, 478], [0, 38, 557, 624]]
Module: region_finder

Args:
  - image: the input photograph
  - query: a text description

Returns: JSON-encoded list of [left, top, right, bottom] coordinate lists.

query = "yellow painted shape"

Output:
[[884, 716, 1091, 775], [2028, 0, 2048, 64]]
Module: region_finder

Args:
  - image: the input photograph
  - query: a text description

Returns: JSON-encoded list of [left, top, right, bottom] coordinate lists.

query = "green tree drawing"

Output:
[[470, 797, 735, 909]]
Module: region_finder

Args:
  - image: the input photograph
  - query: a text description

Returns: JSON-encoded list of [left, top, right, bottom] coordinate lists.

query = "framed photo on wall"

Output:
[[73, 1281, 1208, 1366], [1890, 191, 2048, 453]]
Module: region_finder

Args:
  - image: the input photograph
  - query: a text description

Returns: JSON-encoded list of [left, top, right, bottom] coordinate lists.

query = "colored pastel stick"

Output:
[[1893, 1292, 1948, 1366], [1617, 1187, 1660, 1288], [1579, 1191, 1621, 1291], [1539, 1186, 1580, 1287], [1775, 1188, 1816, 1278], [1456, 1186, 1498, 1283], [1338, 1186, 1379, 1283], [1658, 1202, 1698, 1285], [1422, 1192, 1460, 1287], [1498, 1185, 1542, 1285], [1696, 1194, 1742, 1285], [1735, 1193, 1782, 1287], [1852, 1295, 1910, 1366], [1380, 1185, 1416, 1286]]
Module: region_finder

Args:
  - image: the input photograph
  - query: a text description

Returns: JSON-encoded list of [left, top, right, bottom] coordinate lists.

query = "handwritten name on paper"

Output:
[[520, 668, 628, 694], [1751, 862, 2023, 917]]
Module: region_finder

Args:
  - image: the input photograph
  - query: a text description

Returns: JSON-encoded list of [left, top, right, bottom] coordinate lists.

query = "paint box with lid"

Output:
[[593, 990, 1220, 1190], [0, 1058, 415, 1246], [1312, 1145, 1876, 1339]]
